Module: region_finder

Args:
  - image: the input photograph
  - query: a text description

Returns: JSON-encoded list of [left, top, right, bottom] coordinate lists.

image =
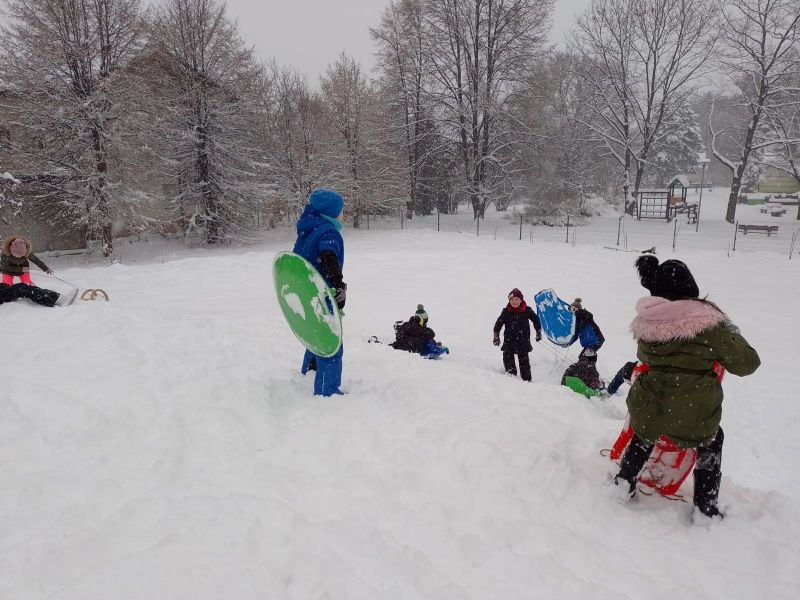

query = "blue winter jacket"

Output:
[[574, 308, 605, 350], [293, 204, 344, 287]]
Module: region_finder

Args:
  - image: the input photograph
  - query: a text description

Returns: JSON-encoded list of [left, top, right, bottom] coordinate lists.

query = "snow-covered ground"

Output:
[[2, 229, 799, 599]]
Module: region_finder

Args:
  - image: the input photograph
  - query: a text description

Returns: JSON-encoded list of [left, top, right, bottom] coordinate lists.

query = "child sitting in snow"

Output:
[[561, 348, 604, 392], [1, 235, 65, 307], [493, 288, 542, 381], [390, 305, 448, 357], [569, 298, 605, 356]]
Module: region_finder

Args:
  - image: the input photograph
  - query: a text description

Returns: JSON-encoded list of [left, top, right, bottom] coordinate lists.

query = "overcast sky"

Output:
[[224, 0, 591, 83]]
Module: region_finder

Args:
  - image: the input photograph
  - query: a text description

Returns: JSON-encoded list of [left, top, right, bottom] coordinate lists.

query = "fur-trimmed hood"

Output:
[[630, 296, 726, 343], [2, 235, 32, 257]]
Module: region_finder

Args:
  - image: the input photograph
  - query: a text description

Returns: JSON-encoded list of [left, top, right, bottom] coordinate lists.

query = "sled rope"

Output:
[[636, 486, 688, 503], [535, 340, 571, 373], [36, 272, 86, 291]]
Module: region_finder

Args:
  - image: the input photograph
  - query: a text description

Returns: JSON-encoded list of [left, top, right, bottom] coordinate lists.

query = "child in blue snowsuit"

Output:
[[293, 188, 347, 396], [569, 298, 605, 357], [606, 361, 637, 395]]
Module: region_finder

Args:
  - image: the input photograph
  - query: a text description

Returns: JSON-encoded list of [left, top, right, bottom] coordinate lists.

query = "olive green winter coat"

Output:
[[627, 296, 760, 448]]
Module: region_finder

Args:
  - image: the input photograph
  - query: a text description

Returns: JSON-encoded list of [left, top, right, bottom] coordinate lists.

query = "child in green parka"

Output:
[[612, 255, 760, 521]]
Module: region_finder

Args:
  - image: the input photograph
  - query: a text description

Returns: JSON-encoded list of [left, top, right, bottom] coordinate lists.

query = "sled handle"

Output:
[[80, 288, 110, 301]]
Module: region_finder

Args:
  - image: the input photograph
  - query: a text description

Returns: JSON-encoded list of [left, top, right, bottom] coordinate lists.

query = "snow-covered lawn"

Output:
[[1, 230, 798, 599]]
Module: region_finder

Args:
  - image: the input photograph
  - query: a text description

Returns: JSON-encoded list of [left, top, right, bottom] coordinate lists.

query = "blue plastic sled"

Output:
[[421, 339, 449, 359], [534, 289, 576, 347]]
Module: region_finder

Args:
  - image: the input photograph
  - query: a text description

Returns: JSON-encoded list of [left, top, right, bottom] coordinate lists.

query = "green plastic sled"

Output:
[[564, 376, 603, 399], [273, 251, 343, 358]]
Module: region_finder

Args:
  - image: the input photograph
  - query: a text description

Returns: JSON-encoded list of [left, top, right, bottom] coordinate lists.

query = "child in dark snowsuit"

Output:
[[493, 288, 542, 381], [561, 348, 604, 390], [390, 305, 448, 357], [606, 361, 637, 395], [568, 298, 605, 356], [293, 189, 347, 396], [1, 236, 62, 307], [613, 255, 760, 520]]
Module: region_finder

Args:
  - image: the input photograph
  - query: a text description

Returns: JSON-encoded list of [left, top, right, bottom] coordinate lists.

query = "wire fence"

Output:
[[363, 208, 800, 260]]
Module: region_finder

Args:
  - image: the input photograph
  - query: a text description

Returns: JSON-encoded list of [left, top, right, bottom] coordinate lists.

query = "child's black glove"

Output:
[[536, 331, 542, 342], [333, 284, 347, 309], [492, 334, 500, 346]]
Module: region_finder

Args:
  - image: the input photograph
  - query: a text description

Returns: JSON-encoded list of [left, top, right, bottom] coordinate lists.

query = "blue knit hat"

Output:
[[309, 188, 344, 218]]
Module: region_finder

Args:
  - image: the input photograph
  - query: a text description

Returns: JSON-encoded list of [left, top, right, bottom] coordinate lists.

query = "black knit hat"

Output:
[[635, 255, 699, 300]]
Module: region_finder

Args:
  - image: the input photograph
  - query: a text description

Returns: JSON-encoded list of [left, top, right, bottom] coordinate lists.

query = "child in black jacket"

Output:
[[493, 289, 542, 381], [561, 348, 604, 390], [391, 305, 438, 354]]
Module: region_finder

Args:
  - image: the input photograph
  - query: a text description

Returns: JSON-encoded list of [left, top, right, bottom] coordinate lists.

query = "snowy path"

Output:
[[1, 231, 798, 599]]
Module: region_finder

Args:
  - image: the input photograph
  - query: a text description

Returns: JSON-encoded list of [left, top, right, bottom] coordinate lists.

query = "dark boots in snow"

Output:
[[693, 429, 725, 520]]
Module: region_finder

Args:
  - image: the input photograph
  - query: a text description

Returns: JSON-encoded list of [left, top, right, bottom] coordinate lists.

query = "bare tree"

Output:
[[146, 0, 267, 243], [573, 0, 716, 207], [320, 54, 370, 227], [709, 0, 800, 223], [371, 0, 430, 218], [0, 0, 145, 255], [571, 0, 636, 204], [426, 0, 554, 220], [760, 51, 800, 218], [262, 64, 331, 224], [518, 51, 615, 221]]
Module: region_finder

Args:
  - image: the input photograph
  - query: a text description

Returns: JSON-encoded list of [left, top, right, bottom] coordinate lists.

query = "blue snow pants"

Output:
[[301, 345, 344, 396]]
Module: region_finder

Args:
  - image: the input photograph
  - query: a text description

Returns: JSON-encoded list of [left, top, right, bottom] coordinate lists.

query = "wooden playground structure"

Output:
[[633, 176, 697, 224]]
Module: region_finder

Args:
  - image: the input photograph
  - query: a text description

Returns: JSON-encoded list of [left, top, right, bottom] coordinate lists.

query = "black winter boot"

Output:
[[613, 433, 654, 502], [14, 283, 58, 307], [693, 428, 725, 520]]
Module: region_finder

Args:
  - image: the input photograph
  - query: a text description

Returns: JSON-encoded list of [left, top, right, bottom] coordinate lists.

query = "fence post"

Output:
[[367, 210, 370, 230], [565, 214, 570, 243], [732, 220, 738, 252], [477, 216, 480, 236], [519, 217, 523, 240], [672, 219, 678, 252], [401, 209, 404, 230], [494, 226, 497, 240], [437, 208, 440, 232], [617, 216, 623, 246]]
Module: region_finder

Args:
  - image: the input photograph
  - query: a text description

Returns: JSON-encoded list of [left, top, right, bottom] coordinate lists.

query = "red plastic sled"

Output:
[[610, 417, 696, 497], [607, 360, 728, 497]]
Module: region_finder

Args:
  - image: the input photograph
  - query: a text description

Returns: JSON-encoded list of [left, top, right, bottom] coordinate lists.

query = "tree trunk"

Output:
[[196, 120, 219, 244], [725, 82, 768, 224], [91, 123, 113, 256]]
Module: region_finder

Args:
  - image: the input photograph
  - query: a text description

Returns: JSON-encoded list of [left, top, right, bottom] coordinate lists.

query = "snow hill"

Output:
[[1, 229, 798, 599]]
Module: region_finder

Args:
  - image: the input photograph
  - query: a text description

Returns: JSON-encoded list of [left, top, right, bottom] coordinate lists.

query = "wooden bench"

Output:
[[771, 207, 787, 217], [738, 224, 779, 236]]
